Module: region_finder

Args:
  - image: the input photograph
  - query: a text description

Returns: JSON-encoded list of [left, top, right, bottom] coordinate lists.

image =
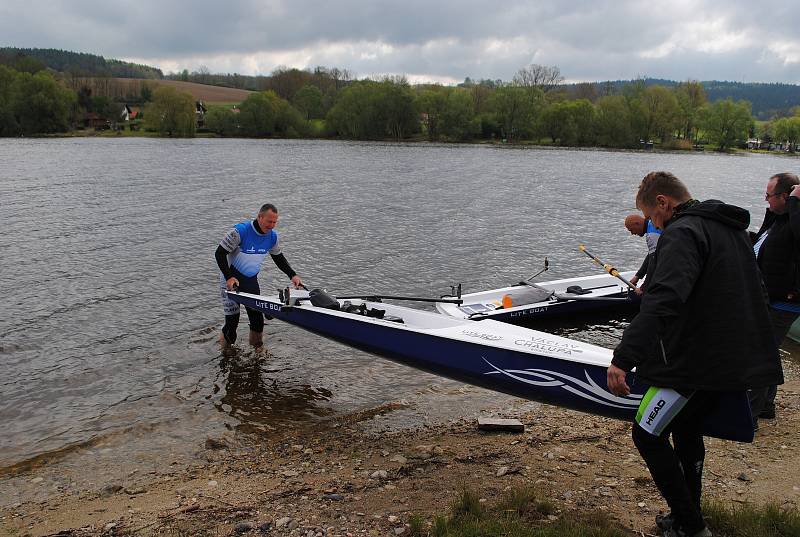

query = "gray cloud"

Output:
[[2, 0, 799, 83]]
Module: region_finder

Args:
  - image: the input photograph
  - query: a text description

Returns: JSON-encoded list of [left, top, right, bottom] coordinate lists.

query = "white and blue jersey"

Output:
[[645, 219, 661, 254], [219, 221, 283, 278]]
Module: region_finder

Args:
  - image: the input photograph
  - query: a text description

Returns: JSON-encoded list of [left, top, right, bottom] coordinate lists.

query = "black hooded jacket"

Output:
[[752, 196, 800, 301], [613, 200, 783, 391]]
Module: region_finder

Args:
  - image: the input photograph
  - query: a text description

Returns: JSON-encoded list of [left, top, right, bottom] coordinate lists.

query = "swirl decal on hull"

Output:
[[482, 358, 641, 410]]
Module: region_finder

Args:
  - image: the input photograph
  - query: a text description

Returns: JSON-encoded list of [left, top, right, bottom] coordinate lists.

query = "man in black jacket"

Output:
[[750, 172, 800, 421], [607, 172, 782, 537]]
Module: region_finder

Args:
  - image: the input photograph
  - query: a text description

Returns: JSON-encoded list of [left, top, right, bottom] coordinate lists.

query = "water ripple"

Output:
[[0, 137, 789, 473]]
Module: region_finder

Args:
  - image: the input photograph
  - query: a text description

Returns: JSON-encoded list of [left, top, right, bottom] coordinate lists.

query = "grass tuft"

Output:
[[451, 488, 484, 520], [426, 486, 626, 537], [704, 500, 800, 537], [408, 514, 426, 537], [496, 486, 555, 520], [419, 487, 800, 537]]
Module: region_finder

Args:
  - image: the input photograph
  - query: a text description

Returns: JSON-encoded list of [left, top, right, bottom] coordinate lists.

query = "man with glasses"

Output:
[[750, 172, 800, 424]]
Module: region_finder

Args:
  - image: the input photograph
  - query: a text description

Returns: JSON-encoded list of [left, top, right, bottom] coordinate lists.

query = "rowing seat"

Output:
[[565, 285, 591, 295]]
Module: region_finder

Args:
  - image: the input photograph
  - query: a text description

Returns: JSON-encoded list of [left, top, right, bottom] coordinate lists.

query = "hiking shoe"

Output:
[[656, 512, 675, 531], [662, 526, 712, 537]]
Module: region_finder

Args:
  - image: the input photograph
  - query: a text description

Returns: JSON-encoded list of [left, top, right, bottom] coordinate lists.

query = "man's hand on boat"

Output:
[[226, 277, 240, 291], [628, 276, 644, 296], [607, 363, 631, 396], [290, 275, 304, 289]]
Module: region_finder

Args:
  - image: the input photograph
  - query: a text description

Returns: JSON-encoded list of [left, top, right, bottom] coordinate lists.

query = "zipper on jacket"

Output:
[[659, 339, 668, 364]]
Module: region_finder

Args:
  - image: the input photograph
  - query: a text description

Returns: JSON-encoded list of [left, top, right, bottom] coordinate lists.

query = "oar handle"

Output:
[[578, 245, 636, 290]]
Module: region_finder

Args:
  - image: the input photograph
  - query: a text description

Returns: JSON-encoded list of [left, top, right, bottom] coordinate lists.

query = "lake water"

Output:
[[0, 138, 796, 503]]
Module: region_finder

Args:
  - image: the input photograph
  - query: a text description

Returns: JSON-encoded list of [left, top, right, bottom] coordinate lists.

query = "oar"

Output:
[[337, 293, 463, 305], [578, 245, 636, 290], [553, 293, 633, 302]]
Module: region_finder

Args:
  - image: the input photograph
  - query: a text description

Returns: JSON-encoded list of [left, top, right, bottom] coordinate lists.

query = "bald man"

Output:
[[625, 213, 661, 293]]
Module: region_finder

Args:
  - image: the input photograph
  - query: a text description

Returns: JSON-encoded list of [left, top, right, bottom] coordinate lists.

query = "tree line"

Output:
[[166, 65, 354, 95], [200, 67, 760, 151], [3, 60, 800, 151], [0, 48, 162, 79], [5, 47, 800, 119]]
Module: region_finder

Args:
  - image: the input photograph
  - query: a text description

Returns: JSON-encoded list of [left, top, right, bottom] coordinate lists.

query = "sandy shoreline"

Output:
[[2, 352, 799, 537]]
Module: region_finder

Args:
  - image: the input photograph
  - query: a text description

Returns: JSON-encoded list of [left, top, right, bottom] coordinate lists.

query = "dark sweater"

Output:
[[752, 196, 800, 301]]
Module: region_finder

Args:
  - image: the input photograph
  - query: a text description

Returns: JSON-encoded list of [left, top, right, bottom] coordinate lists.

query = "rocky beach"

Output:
[[2, 351, 798, 537]]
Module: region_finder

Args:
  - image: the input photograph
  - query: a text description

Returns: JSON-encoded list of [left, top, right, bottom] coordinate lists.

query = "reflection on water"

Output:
[[214, 347, 334, 433]]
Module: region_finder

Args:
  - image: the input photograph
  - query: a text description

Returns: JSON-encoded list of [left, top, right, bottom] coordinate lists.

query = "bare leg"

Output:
[[249, 330, 263, 347]]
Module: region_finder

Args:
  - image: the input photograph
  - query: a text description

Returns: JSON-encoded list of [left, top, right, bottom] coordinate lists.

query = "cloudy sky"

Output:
[[2, 0, 799, 84]]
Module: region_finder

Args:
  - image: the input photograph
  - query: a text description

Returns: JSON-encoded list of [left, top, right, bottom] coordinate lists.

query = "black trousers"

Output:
[[222, 270, 263, 344], [632, 391, 713, 536], [749, 307, 797, 417]]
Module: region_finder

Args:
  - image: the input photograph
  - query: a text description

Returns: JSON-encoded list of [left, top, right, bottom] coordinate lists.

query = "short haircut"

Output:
[[770, 172, 799, 194], [258, 203, 278, 214], [636, 171, 691, 208]]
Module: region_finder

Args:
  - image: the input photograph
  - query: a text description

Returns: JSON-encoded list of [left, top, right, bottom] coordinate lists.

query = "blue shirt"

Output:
[[219, 221, 282, 278]]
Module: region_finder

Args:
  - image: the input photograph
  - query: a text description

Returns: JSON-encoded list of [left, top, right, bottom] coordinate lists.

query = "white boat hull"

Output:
[[437, 271, 639, 324]]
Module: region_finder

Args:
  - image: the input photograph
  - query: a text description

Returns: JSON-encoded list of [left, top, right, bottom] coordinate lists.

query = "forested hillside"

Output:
[[702, 81, 800, 120], [563, 78, 800, 120], [0, 48, 162, 79]]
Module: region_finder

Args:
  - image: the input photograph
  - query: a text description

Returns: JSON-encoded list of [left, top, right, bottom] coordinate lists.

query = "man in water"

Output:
[[624, 213, 661, 294], [749, 172, 800, 423], [215, 203, 303, 346], [607, 172, 782, 537]]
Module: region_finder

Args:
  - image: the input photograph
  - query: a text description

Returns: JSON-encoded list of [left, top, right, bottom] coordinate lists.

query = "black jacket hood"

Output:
[[671, 199, 750, 230], [613, 196, 782, 392]]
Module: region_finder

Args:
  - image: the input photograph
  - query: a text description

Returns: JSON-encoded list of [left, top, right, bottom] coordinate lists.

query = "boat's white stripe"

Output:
[[558, 384, 640, 410], [489, 368, 639, 405], [483, 369, 563, 387], [481, 358, 640, 409], [584, 371, 642, 404]]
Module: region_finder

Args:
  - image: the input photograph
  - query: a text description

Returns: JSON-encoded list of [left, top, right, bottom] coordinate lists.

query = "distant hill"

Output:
[[702, 81, 800, 120], [564, 78, 800, 120], [117, 79, 252, 103], [0, 47, 162, 79]]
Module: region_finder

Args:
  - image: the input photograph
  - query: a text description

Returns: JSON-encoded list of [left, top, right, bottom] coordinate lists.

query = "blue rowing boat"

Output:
[[228, 288, 641, 419], [225, 288, 753, 441]]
